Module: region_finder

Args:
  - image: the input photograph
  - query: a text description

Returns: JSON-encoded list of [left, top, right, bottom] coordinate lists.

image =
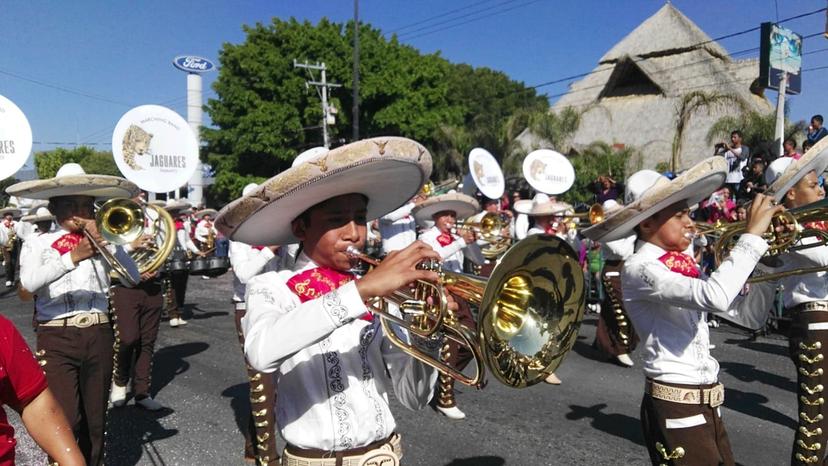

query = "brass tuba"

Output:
[[347, 234, 586, 388], [119, 202, 176, 277]]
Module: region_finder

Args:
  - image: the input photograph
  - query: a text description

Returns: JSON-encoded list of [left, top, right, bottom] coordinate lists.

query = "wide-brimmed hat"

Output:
[[513, 193, 570, 217], [216, 137, 432, 245], [292, 147, 329, 168], [148, 200, 167, 207], [601, 199, 623, 216], [21, 207, 54, 223], [765, 137, 828, 202], [0, 207, 21, 218], [165, 199, 192, 214], [582, 157, 727, 242], [6, 163, 138, 200], [412, 192, 479, 225], [195, 208, 218, 220], [242, 183, 258, 197]]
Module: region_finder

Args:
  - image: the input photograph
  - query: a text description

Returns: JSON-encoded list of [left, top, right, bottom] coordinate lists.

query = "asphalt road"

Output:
[[1, 272, 799, 465]]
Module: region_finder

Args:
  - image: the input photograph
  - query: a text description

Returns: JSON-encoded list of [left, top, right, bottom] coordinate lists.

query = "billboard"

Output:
[[759, 22, 803, 94]]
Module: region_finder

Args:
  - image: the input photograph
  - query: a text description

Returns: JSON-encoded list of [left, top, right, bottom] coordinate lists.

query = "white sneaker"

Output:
[[136, 396, 163, 411], [110, 383, 128, 407], [202, 276, 210, 280], [709, 344, 716, 350], [436, 405, 466, 420], [544, 373, 562, 385], [177, 317, 188, 326], [4, 281, 11, 287], [169, 318, 180, 327], [616, 354, 634, 367]]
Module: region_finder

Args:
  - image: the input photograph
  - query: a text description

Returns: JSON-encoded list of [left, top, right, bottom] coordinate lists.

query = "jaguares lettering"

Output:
[[0, 140, 15, 154], [150, 154, 187, 169]]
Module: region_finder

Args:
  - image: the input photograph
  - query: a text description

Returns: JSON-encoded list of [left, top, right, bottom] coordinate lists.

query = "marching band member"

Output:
[[227, 183, 290, 466], [413, 192, 480, 420], [592, 200, 638, 367], [109, 197, 167, 412], [165, 201, 202, 327], [582, 159, 781, 466], [0, 206, 24, 288], [216, 137, 440, 465], [763, 143, 828, 465], [20, 206, 55, 237], [10, 163, 141, 466], [378, 194, 421, 255], [514, 193, 572, 385], [194, 209, 218, 252]]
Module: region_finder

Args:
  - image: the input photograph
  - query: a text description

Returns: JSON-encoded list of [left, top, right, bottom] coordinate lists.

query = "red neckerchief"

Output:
[[175, 220, 184, 231], [544, 224, 558, 235], [805, 221, 828, 231], [252, 245, 265, 251], [436, 231, 454, 246], [659, 251, 700, 278], [51, 232, 84, 255], [286, 266, 372, 321], [3, 220, 12, 229]]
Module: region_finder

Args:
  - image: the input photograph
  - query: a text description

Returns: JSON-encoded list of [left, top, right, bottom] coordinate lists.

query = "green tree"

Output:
[[34, 147, 121, 178], [706, 110, 806, 155], [672, 91, 747, 171], [500, 107, 581, 175], [567, 141, 635, 205]]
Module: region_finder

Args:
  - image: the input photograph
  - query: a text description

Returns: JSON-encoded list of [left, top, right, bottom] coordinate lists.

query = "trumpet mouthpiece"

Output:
[[345, 246, 361, 256]]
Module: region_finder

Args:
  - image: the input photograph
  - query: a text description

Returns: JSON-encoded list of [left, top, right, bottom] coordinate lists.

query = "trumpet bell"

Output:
[[478, 234, 586, 388], [97, 198, 145, 245]]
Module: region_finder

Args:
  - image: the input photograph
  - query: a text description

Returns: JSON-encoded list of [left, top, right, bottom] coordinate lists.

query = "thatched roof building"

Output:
[[551, 3, 772, 170]]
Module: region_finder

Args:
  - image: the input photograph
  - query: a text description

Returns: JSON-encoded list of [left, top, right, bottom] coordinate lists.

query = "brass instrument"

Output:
[[422, 178, 460, 197], [566, 204, 604, 225], [77, 198, 145, 287], [704, 198, 828, 283], [346, 234, 586, 388], [454, 212, 512, 259], [117, 203, 177, 278], [4, 228, 16, 251]]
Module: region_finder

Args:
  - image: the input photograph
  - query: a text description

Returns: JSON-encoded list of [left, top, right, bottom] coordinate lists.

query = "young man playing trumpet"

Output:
[[216, 137, 441, 465], [413, 192, 480, 420], [583, 158, 781, 465], [764, 140, 828, 465], [10, 163, 141, 466]]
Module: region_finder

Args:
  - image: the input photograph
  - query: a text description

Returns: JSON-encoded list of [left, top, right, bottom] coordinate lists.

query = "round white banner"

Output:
[[112, 105, 199, 193], [468, 147, 504, 200], [522, 149, 575, 195], [0, 95, 33, 181]]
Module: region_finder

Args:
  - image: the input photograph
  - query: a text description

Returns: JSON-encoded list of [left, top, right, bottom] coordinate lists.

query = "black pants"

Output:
[[594, 260, 639, 357], [111, 282, 163, 397], [165, 271, 188, 319], [2, 240, 19, 284], [36, 323, 114, 466]]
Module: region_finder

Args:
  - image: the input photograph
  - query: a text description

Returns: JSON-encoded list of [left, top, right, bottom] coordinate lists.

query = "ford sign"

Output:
[[173, 56, 215, 73]]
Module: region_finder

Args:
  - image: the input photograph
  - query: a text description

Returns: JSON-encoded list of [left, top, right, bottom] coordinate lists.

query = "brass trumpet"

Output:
[[566, 204, 604, 225], [454, 212, 512, 259], [421, 178, 460, 197], [346, 234, 586, 388], [76, 198, 144, 287]]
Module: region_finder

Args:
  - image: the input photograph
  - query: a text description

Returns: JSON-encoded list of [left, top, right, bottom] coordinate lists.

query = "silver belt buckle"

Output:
[[357, 449, 399, 466], [74, 313, 94, 328]]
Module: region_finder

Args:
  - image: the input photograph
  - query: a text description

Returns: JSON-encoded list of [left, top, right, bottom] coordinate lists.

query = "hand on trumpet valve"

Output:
[[745, 194, 785, 237], [355, 241, 441, 302], [129, 234, 154, 251]]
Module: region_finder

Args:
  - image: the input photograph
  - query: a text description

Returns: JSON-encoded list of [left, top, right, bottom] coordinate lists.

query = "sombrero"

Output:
[[513, 193, 570, 216], [412, 192, 479, 225], [6, 163, 138, 200], [765, 136, 828, 202], [292, 147, 329, 168], [242, 183, 258, 196], [148, 200, 167, 207], [216, 137, 432, 245], [582, 157, 727, 242], [601, 199, 623, 216], [0, 207, 21, 218], [195, 208, 218, 220], [165, 199, 192, 214], [21, 207, 54, 223]]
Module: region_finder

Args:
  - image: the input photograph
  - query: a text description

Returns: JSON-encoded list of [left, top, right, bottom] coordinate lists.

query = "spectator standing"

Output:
[[807, 114, 828, 146], [738, 156, 768, 200], [783, 137, 802, 160], [595, 176, 621, 204], [723, 130, 750, 195]]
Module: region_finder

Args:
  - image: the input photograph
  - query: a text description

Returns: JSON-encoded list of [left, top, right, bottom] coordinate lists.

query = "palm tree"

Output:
[[430, 124, 472, 180], [672, 91, 747, 172], [500, 107, 581, 175], [706, 110, 806, 156]]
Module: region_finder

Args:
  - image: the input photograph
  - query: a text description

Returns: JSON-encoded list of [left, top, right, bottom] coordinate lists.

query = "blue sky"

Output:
[[1, 0, 826, 157]]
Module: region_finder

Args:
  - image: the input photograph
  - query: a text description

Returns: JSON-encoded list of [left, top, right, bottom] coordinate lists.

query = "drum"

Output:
[[164, 258, 189, 274], [189, 256, 230, 277]]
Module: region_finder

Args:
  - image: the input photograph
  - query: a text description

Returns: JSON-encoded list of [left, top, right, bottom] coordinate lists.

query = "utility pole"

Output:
[[294, 60, 342, 148], [353, 0, 360, 141]]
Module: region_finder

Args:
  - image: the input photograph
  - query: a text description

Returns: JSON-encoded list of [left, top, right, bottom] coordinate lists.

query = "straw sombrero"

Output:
[[216, 137, 432, 245], [165, 199, 192, 214], [412, 192, 479, 225], [292, 147, 329, 168], [0, 207, 21, 218], [582, 157, 727, 242], [195, 208, 218, 220], [21, 207, 54, 223], [6, 163, 138, 200], [601, 199, 623, 216], [765, 136, 828, 202], [242, 183, 258, 197], [513, 193, 571, 217]]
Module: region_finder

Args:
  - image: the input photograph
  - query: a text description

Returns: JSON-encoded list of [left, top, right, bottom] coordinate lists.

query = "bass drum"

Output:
[[189, 256, 230, 278]]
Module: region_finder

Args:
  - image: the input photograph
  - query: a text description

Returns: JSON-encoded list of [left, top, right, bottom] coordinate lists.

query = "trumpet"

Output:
[[346, 234, 586, 388], [705, 198, 828, 283], [453, 212, 512, 258], [76, 198, 143, 287], [566, 204, 604, 225], [421, 178, 460, 197]]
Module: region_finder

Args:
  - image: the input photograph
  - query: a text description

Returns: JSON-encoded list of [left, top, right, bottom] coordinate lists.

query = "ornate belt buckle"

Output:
[[709, 386, 724, 407], [75, 313, 94, 328], [357, 448, 399, 466]]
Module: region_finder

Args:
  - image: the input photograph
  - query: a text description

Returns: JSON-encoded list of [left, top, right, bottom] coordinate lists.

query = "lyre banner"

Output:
[[468, 147, 505, 200], [111, 105, 199, 193], [0, 94, 33, 181], [522, 149, 575, 195]]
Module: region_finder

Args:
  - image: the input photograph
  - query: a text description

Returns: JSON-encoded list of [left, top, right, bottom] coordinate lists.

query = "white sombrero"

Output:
[[148, 200, 167, 207], [601, 199, 623, 216], [513, 193, 571, 217], [582, 157, 727, 242], [6, 163, 138, 200], [292, 147, 330, 168], [412, 192, 480, 225], [21, 207, 54, 223], [195, 208, 218, 220], [765, 136, 828, 202], [216, 137, 432, 245], [165, 199, 192, 214], [242, 183, 258, 197], [0, 207, 21, 218]]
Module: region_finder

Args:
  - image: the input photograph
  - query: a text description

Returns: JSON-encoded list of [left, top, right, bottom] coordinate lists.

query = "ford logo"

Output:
[[173, 56, 215, 73]]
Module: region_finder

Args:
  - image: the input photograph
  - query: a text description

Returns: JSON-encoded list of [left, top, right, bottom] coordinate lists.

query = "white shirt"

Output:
[[418, 226, 466, 273], [515, 214, 529, 240], [777, 236, 828, 308], [20, 228, 141, 321], [229, 241, 285, 302], [176, 228, 200, 254], [602, 234, 636, 261], [195, 220, 217, 244], [724, 147, 746, 184], [379, 203, 417, 253], [242, 253, 437, 451], [622, 235, 768, 384], [0, 220, 26, 245]]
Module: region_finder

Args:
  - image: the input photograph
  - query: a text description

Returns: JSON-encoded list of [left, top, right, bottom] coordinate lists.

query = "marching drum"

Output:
[[189, 256, 230, 277], [164, 258, 189, 274]]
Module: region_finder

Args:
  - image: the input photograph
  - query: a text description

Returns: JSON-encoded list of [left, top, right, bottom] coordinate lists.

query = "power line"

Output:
[[384, 0, 501, 35], [396, 0, 525, 39], [399, 0, 544, 41], [0, 68, 134, 107]]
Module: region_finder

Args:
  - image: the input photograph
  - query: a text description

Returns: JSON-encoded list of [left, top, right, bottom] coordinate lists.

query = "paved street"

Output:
[[2, 272, 799, 465]]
